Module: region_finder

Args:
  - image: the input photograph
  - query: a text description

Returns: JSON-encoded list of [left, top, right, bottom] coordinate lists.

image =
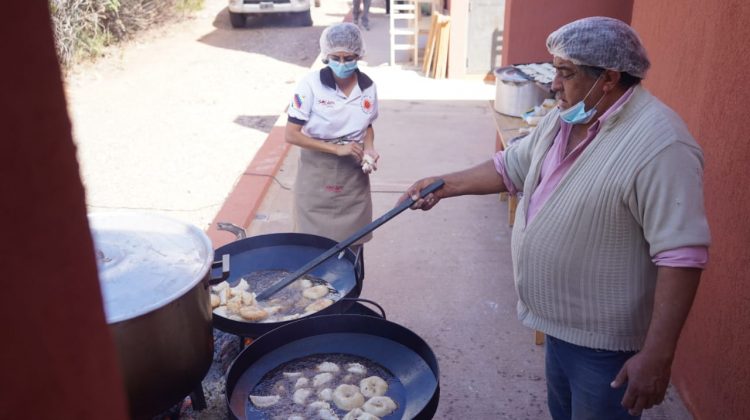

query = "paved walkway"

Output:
[[208, 1, 692, 418]]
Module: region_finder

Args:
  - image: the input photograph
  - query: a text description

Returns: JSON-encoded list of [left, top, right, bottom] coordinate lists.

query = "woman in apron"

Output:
[[285, 23, 379, 258]]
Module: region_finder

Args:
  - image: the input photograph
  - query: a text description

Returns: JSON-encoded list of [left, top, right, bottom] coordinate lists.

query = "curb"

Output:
[[207, 124, 289, 248]]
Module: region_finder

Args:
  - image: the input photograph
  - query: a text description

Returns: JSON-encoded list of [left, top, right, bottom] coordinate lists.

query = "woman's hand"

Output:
[[336, 142, 364, 161]]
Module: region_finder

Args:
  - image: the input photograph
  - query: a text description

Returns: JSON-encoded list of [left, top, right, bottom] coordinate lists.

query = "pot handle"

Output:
[[340, 298, 386, 319], [207, 254, 230, 287], [353, 247, 364, 284]]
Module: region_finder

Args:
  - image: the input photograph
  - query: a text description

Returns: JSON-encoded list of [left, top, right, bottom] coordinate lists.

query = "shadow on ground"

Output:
[[198, 7, 325, 66], [233, 115, 280, 133]]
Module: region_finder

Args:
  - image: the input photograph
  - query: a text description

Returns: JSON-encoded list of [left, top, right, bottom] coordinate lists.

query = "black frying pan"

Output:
[[211, 233, 363, 338], [225, 313, 440, 419]]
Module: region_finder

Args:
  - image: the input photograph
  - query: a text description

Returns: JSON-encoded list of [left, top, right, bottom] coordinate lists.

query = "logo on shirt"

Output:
[[317, 99, 336, 108], [361, 95, 374, 114], [292, 94, 304, 109]]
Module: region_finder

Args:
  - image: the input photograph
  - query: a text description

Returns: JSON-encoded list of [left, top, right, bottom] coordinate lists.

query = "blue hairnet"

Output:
[[546, 16, 650, 78], [320, 22, 365, 57]]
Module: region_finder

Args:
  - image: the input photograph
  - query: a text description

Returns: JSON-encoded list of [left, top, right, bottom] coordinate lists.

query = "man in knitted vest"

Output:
[[402, 16, 710, 420]]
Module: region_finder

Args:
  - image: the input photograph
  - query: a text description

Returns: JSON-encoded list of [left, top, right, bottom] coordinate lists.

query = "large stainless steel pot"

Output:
[[494, 66, 551, 117], [89, 212, 219, 419]]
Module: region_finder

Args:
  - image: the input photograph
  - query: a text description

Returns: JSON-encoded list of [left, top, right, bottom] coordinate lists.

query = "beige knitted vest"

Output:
[[505, 85, 707, 351]]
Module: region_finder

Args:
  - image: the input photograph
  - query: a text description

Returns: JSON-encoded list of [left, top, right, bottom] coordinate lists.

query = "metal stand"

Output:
[[190, 384, 207, 411]]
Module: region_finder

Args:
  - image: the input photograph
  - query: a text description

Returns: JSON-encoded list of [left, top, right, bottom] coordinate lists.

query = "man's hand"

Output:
[[611, 349, 672, 416], [398, 177, 443, 210], [611, 267, 701, 416]]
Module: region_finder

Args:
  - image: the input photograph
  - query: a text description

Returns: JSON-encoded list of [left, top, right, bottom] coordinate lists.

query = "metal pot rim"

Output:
[[89, 211, 214, 323]]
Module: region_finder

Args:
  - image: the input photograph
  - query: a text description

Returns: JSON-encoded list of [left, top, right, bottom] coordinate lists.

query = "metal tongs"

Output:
[[255, 179, 445, 301]]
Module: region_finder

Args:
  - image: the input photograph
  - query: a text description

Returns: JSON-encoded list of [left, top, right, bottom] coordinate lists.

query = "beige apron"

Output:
[[293, 148, 373, 245]]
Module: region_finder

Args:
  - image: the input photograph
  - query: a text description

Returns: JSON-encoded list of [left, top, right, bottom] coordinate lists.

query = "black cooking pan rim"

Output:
[[225, 313, 440, 420], [211, 233, 364, 338]]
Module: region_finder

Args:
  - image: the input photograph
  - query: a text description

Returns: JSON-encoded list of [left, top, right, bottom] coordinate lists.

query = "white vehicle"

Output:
[[228, 0, 313, 27]]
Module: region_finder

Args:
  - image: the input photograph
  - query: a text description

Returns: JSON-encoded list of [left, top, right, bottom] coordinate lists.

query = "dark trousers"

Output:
[[546, 335, 641, 420]]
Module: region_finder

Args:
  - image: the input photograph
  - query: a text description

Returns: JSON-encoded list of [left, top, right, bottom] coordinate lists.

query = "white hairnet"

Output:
[[319, 22, 365, 57], [546, 16, 650, 78]]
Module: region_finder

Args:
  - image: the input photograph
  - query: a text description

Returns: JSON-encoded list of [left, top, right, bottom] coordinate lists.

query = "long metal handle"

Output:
[[256, 178, 445, 300]]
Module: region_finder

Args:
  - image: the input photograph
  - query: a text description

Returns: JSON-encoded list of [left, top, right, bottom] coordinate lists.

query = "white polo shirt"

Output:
[[288, 67, 378, 144]]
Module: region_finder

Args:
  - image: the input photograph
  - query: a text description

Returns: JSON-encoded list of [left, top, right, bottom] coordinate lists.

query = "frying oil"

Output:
[[247, 353, 404, 419]]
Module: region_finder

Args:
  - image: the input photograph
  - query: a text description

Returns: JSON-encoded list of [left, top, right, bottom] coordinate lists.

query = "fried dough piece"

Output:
[[343, 408, 380, 420], [362, 396, 397, 417], [313, 372, 334, 387], [333, 384, 365, 411], [346, 363, 367, 375], [248, 394, 280, 408], [317, 362, 340, 373], [359, 376, 388, 398], [318, 388, 334, 401], [305, 299, 334, 313], [239, 306, 268, 321], [293, 388, 312, 405], [303, 284, 329, 300], [210, 294, 220, 309]]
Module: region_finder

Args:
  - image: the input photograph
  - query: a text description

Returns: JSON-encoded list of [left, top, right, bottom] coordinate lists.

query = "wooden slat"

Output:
[[434, 16, 450, 79], [422, 13, 438, 75]]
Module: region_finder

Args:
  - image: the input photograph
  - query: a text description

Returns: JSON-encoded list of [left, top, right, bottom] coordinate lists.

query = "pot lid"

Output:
[[89, 212, 214, 324]]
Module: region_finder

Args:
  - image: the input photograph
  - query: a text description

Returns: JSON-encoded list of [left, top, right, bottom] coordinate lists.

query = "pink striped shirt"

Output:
[[493, 88, 707, 268]]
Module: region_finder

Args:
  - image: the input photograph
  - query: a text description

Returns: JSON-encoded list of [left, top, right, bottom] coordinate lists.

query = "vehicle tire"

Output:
[[294, 10, 313, 27], [229, 12, 247, 28]]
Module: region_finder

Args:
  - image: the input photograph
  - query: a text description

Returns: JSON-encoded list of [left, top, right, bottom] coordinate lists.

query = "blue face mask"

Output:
[[328, 60, 358, 79], [559, 76, 607, 125]]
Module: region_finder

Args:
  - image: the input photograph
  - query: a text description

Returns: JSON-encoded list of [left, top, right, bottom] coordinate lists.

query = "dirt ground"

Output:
[[64, 0, 345, 231]]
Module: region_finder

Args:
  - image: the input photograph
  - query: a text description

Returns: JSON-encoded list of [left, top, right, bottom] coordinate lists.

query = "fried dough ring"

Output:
[[359, 376, 388, 398], [343, 408, 381, 420], [333, 384, 365, 411], [362, 396, 397, 417]]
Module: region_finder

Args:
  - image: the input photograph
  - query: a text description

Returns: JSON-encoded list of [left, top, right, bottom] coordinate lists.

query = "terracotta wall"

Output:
[[0, 3, 128, 418], [501, 0, 633, 65], [631, 1, 750, 419]]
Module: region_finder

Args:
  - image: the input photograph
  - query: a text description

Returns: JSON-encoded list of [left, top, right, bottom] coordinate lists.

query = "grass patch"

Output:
[[49, 0, 205, 71]]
